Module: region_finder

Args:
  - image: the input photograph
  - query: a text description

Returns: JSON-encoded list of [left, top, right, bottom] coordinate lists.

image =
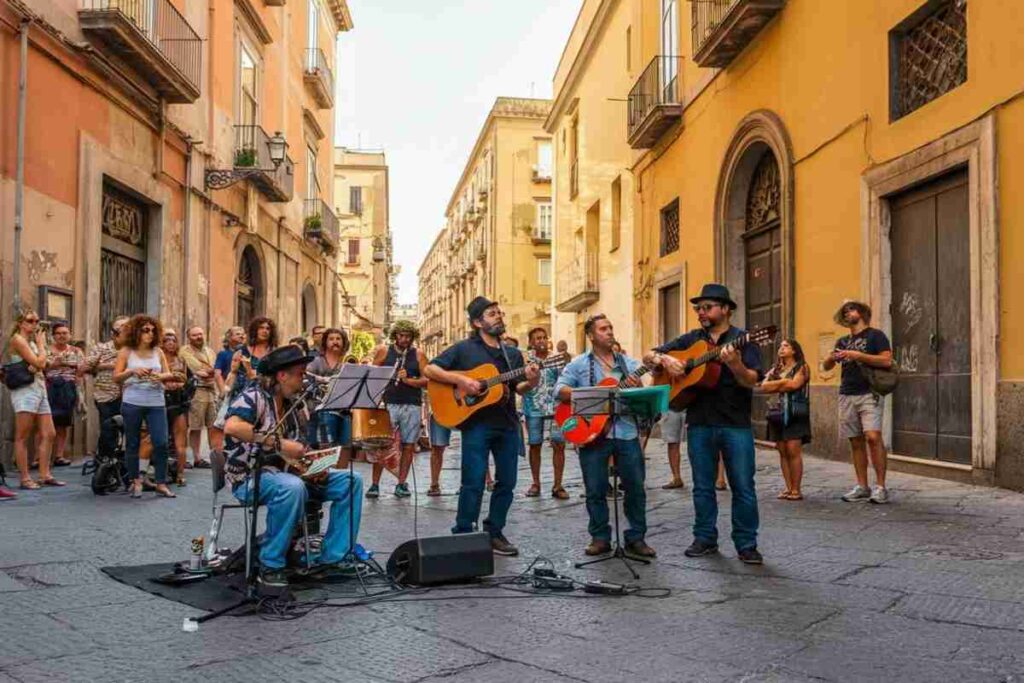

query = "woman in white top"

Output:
[[113, 315, 177, 499], [6, 310, 62, 490]]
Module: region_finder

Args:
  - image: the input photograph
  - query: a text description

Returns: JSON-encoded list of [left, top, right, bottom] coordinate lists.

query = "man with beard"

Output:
[[555, 315, 655, 558], [180, 326, 223, 467], [307, 328, 351, 458], [223, 344, 363, 588], [644, 284, 764, 565], [423, 297, 539, 556], [370, 321, 428, 498], [822, 300, 893, 504], [522, 327, 568, 499]]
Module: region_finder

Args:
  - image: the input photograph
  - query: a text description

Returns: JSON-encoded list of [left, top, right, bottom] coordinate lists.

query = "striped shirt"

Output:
[[85, 341, 121, 404], [222, 384, 308, 488]]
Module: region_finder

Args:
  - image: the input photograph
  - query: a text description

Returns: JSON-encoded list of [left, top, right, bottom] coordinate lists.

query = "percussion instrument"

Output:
[[284, 446, 341, 485], [351, 408, 394, 449]]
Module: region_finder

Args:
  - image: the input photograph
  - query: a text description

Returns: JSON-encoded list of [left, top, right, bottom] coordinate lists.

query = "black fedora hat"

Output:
[[690, 283, 737, 310], [257, 344, 315, 376], [466, 295, 498, 321]]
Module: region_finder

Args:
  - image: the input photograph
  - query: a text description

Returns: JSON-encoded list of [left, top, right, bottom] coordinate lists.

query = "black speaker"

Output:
[[386, 532, 494, 586]]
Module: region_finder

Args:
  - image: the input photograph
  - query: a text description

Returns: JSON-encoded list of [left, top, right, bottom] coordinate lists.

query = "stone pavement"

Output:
[[3, 436, 1024, 682]]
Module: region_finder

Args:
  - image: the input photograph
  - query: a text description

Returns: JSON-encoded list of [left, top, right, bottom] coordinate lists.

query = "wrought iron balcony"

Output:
[[304, 198, 339, 253], [691, 0, 786, 69], [79, 0, 201, 103], [229, 126, 294, 202], [532, 224, 552, 244], [304, 48, 335, 108], [628, 56, 683, 149], [556, 253, 600, 312]]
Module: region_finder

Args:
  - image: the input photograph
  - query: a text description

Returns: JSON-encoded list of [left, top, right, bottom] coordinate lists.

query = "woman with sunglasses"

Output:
[[6, 310, 62, 489], [160, 329, 191, 487], [113, 315, 177, 498], [225, 316, 278, 400]]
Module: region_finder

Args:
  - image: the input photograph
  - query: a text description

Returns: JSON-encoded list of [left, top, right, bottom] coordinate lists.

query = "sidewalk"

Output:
[[2, 437, 1024, 682]]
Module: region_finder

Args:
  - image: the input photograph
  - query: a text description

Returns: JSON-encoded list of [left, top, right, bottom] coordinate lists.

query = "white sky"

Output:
[[334, 0, 583, 305]]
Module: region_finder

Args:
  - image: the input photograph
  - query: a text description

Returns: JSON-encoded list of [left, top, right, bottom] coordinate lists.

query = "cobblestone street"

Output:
[[3, 437, 1024, 682]]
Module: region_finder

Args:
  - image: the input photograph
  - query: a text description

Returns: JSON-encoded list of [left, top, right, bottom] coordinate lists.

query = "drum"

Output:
[[351, 408, 393, 449]]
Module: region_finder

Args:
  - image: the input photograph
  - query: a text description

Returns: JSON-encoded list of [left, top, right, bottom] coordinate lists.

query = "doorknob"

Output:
[[929, 333, 941, 354]]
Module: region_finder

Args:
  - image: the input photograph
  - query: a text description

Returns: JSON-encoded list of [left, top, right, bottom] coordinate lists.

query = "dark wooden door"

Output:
[[659, 283, 681, 345], [100, 184, 148, 336], [890, 170, 971, 464], [744, 151, 782, 437]]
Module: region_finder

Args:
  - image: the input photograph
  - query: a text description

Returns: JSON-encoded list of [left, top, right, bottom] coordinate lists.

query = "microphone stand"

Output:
[[194, 379, 320, 625]]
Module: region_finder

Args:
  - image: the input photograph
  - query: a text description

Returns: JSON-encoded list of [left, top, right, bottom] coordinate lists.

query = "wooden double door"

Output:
[[889, 169, 972, 464]]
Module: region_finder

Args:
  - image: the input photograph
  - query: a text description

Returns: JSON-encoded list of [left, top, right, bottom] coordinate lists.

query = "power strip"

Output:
[[583, 580, 627, 595]]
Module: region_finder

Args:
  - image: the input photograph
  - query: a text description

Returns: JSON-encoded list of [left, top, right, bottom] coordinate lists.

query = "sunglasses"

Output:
[[24, 318, 39, 324], [692, 303, 722, 313]]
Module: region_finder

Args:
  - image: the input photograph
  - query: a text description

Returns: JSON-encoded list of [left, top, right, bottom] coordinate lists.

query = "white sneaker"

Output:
[[841, 484, 872, 502], [869, 486, 890, 504]]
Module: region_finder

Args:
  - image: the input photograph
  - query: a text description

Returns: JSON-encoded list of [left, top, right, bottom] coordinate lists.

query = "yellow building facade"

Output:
[[439, 97, 554, 346], [623, 0, 1022, 488], [332, 148, 393, 337], [547, 0, 638, 355], [418, 227, 450, 359]]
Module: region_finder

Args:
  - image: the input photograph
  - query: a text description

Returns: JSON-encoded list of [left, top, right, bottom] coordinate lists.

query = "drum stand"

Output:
[[571, 390, 649, 580]]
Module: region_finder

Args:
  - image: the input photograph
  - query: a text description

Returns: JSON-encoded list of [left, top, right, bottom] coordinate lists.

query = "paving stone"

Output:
[[892, 593, 1024, 631], [778, 642, 1005, 682]]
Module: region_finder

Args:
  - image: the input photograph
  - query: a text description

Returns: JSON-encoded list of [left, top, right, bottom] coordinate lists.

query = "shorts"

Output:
[[660, 409, 686, 444], [525, 415, 564, 446], [188, 389, 219, 429], [839, 393, 883, 439], [388, 403, 421, 445], [11, 381, 50, 415], [429, 416, 451, 448]]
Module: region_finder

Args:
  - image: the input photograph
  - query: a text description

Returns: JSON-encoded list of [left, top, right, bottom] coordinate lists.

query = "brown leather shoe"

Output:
[[625, 540, 657, 558], [585, 539, 612, 556]]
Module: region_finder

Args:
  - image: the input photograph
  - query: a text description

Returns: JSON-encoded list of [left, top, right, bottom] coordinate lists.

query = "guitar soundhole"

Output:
[[464, 395, 480, 407]]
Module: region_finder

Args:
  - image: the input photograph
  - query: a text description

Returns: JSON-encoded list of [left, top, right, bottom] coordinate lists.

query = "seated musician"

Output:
[[223, 344, 363, 589], [554, 314, 656, 559]]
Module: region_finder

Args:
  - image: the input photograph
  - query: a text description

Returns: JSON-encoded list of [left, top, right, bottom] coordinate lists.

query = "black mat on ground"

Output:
[[101, 563, 248, 612]]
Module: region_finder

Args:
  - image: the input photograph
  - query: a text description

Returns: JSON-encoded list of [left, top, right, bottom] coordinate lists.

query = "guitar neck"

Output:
[[694, 333, 750, 367], [617, 365, 650, 387], [482, 360, 559, 388]]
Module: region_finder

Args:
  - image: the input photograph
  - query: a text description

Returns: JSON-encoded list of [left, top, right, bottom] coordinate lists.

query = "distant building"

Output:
[[418, 228, 450, 359], [391, 303, 418, 324]]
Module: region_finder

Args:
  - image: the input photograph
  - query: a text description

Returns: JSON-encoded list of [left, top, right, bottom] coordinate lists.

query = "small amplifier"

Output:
[[386, 532, 494, 586]]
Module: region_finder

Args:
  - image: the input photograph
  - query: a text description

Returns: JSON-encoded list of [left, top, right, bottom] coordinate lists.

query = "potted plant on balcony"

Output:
[[234, 148, 257, 168], [304, 213, 322, 237]]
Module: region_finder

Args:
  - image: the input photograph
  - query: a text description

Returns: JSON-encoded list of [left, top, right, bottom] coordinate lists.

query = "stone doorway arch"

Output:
[[302, 282, 318, 334], [714, 110, 795, 336]]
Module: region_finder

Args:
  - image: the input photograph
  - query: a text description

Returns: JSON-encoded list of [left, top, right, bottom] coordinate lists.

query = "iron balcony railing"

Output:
[[304, 198, 340, 251], [691, 0, 738, 58], [304, 47, 335, 105], [233, 125, 293, 201], [82, 0, 201, 92], [627, 55, 683, 142], [556, 252, 600, 311]]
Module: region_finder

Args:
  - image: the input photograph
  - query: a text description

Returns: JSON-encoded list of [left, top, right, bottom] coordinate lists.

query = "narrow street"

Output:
[[3, 438, 1024, 682]]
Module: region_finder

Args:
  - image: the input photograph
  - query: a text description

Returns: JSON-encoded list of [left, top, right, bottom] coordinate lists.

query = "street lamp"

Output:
[[372, 238, 386, 263], [205, 130, 290, 190]]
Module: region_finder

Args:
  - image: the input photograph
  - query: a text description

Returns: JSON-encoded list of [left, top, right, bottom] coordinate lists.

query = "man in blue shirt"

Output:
[[424, 297, 539, 557], [644, 284, 764, 565], [555, 314, 656, 559]]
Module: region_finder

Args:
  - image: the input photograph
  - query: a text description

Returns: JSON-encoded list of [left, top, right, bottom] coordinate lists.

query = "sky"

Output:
[[334, 0, 583, 305]]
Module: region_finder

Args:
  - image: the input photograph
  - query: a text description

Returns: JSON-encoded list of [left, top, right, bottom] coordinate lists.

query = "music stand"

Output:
[[315, 364, 396, 592], [571, 387, 650, 579]]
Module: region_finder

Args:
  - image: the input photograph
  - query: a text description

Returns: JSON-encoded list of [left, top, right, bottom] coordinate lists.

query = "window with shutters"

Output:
[[346, 239, 360, 266], [350, 186, 363, 215]]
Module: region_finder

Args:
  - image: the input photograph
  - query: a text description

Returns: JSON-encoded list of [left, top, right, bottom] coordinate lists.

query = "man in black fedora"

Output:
[[644, 283, 765, 565], [423, 296, 539, 557], [223, 344, 364, 589]]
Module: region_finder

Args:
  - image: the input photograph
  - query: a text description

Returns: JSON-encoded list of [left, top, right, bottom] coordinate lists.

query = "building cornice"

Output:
[[325, 0, 354, 32], [235, 0, 273, 45], [544, 0, 618, 132], [445, 97, 552, 216]]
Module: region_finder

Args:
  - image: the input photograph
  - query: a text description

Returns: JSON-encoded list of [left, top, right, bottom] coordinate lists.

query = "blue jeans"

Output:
[[233, 469, 363, 570], [579, 439, 647, 544], [687, 425, 760, 551], [121, 402, 168, 484], [453, 422, 518, 538], [307, 411, 352, 448]]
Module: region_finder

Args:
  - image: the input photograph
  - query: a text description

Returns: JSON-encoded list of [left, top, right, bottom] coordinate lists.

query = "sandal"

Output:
[[525, 484, 541, 497], [53, 458, 72, 467], [176, 474, 187, 487], [39, 478, 66, 487], [20, 479, 41, 490], [551, 487, 569, 500], [154, 485, 177, 499], [662, 480, 685, 490], [131, 481, 143, 499], [785, 492, 804, 501], [426, 485, 441, 497], [777, 490, 791, 500]]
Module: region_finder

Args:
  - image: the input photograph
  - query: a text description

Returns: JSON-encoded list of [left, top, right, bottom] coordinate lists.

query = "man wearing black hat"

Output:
[[223, 344, 364, 589], [644, 284, 765, 565], [423, 297, 539, 556]]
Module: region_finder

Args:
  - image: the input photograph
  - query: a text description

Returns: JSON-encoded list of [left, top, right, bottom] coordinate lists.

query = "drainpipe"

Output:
[[181, 142, 193, 332], [12, 19, 29, 314]]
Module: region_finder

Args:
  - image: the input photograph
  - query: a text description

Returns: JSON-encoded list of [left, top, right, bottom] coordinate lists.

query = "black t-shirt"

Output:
[[835, 327, 891, 396], [430, 335, 524, 430], [655, 326, 764, 428]]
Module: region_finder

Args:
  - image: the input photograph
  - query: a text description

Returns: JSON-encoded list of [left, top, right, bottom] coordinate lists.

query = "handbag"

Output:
[[3, 360, 35, 390], [858, 361, 900, 396]]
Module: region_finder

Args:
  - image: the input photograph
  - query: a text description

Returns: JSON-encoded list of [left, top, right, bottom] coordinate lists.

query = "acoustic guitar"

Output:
[[653, 326, 778, 410], [428, 353, 569, 429], [554, 364, 651, 446]]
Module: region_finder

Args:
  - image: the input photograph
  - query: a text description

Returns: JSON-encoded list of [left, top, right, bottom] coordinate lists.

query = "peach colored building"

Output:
[[0, 0, 351, 460]]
